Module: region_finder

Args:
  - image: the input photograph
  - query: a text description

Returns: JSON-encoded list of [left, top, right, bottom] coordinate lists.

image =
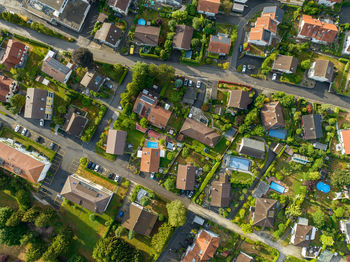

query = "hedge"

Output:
[[139, 50, 160, 59], [118, 68, 128, 84], [130, 185, 155, 202], [14, 34, 50, 49], [83, 167, 119, 186]]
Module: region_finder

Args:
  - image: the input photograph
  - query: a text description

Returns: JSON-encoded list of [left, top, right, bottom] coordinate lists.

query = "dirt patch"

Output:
[[338, 111, 350, 128], [0, 244, 26, 261]]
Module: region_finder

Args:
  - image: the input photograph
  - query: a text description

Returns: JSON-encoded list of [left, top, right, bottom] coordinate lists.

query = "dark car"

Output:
[[108, 173, 115, 180], [184, 79, 189, 86], [49, 142, 55, 150], [118, 211, 124, 218], [87, 161, 93, 169], [204, 147, 209, 154], [91, 163, 96, 170], [35, 136, 42, 143], [208, 16, 216, 21], [114, 12, 123, 18], [239, 44, 243, 53]]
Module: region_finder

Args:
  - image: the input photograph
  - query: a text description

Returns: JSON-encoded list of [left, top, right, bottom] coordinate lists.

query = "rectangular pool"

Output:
[[147, 141, 158, 148], [270, 182, 285, 194], [229, 157, 251, 171]]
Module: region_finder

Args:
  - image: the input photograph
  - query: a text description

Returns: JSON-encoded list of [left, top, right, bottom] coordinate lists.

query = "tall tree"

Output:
[[72, 48, 93, 68], [166, 200, 187, 227]]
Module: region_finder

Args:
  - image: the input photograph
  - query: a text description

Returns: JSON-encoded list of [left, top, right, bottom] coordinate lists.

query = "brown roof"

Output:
[[173, 25, 194, 50], [311, 59, 334, 80], [60, 174, 113, 214], [64, 112, 89, 137], [228, 90, 252, 109], [183, 229, 220, 262], [255, 16, 278, 34], [299, 15, 338, 43], [108, 0, 130, 12], [176, 164, 196, 190], [41, 56, 72, 83], [147, 107, 171, 129], [95, 23, 123, 46], [252, 198, 278, 228], [0, 140, 46, 183], [96, 13, 108, 23], [0, 40, 27, 68], [180, 118, 221, 148], [140, 147, 160, 173], [80, 70, 105, 92], [210, 174, 231, 207], [0, 75, 17, 103], [208, 34, 231, 55], [291, 224, 314, 247], [236, 252, 253, 262], [106, 129, 127, 155], [272, 55, 298, 73], [197, 0, 220, 14], [122, 202, 158, 236], [134, 26, 160, 46], [261, 101, 285, 130], [24, 88, 49, 119]]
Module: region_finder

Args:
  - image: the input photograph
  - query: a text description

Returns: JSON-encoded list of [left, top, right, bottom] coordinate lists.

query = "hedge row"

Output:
[[139, 50, 161, 59], [14, 34, 50, 49], [118, 69, 128, 84]]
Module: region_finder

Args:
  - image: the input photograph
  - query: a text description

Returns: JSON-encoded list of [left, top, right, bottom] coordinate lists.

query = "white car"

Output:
[[196, 81, 201, 89], [242, 65, 247, 73], [39, 119, 44, 127], [94, 165, 100, 172], [272, 73, 277, 81], [114, 175, 121, 182], [188, 80, 193, 87], [15, 125, 21, 133], [21, 128, 27, 136]]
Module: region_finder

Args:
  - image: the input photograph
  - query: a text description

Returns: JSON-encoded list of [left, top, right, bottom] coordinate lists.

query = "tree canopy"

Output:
[[72, 48, 93, 68], [166, 200, 187, 227]]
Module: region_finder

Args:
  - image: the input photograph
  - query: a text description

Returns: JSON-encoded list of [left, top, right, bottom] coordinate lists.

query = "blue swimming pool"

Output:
[[147, 141, 158, 148], [270, 182, 285, 194], [229, 157, 251, 171], [317, 182, 330, 193], [269, 129, 288, 140], [138, 19, 146, 25]]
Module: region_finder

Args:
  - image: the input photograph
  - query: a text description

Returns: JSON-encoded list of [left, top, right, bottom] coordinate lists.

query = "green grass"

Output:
[[168, 113, 185, 133], [95, 145, 117, 161], [126, 128, 145, 148], [212, 138, 228, 155], [96, 62, 127, 82], [1, 127, 56, 161], [0, 190, 18, 208]]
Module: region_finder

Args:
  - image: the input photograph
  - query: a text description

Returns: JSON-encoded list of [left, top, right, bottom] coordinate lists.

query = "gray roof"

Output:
[[302, 114, 323, 140], [239, 137, 265, 159], [317, 250, 338, 262], [262, 6, 284, 23], [106, 129, 127, 155], [38, 0, 65, 11], [59, 0, 90, 31], [95, 23, 123, 46], [80, 70, 105, 92], [262, 29, 272, 43], [253, 181, 270, 198], [182, 87, 197, 105], [63, 111, 89, 137], [210, 33, 231, 45], [41, 57, 71, 83], [24, 88, 48, 119]]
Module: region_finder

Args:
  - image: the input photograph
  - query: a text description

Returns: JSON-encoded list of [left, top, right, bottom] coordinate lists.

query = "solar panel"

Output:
[[141, 95, 155, 105]]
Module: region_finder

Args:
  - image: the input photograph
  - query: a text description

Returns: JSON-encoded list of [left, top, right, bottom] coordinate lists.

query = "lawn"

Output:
[[212, 137, 228, 155], [0, 190, 18, 208], [23, 42, 48, 70], [1, 127, 56, 161], [121, 234, 155, 262], [168, 113, 186, 133], [126, 128, 145, 149], [96, 62, 127, 83], [95, 145, 117, 161]]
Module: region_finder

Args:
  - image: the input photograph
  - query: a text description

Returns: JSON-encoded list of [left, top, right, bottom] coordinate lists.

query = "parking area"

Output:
[[237, 55, 264, 75]]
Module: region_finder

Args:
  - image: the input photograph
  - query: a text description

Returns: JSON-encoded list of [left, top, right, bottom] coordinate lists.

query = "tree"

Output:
[[221, 0, 233, 14], [128, 230, 135, 240], [57, 105, 67, 114], [72, 48, 93, 68], [186, 4, 196, 16], [0, 207, 13, 227], [301, 59, 311, 70], [335, 207, 345, 218], [26, 242, 46, 262], [241, 223, 253, 233], [285, 203, 302, 217], [164, 176, 176, 192], [168, 19, 177, 31], [140, 196, 150, 206], [320, 234, 334, 247], [67, 255, 87, 262], [140, 117, 148, 128], [192, 17, 204, 30], [172, 10, 188, 21], [305, 171, 321, 181], [296, 128, 302, 135], [89, 213, 96, 222], [182, 147, 190, 158], [5, 210, 24, 227], [312, 208, 326, 228], [9, 94, 25, 114], [203, 164, 210, 173], [254, 94, 266, 109], [151, 223, 173, 253], [113, 64, 125, 78], [166, 200, 186, 227], [252, 125, 265, 136], [331, 170, 350, 189], [191, 38, 200, 48], [34, 208, 55, 228], [115, 226, 126, 238], [41, 229, 73, 261]]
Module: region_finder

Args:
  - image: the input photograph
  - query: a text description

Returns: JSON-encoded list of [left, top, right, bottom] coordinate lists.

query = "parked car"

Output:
[[196, 81, 202, 89], [91, 163, 96, 170], [150, 173, 155, 180], [114, 12, 122, 18], [87, 161, 93, 169], [94, 164, 100, 172], [188, 191, 194, 198], [239, 44, 243, 53], [188, 80, 193, 87], [129, 45, 134, 55], [118, 211, 124, 218], [242, 65, 247, 73], [21, 128, 27, 136], [208, 16, 216, 21], [15, 125, 21, 133], [248, 65, 255, 70], [35, 136, 42, 143], [184, 79, 189, 86], [49, 142, 55, 150], [108, 173, 114, 180], [114, 175, 121, 182], [39, 119, 44, 127], [272, 73, 277, 81]]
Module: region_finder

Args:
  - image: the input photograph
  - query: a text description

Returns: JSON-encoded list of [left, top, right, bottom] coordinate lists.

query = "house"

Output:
[[179, 118, 221, 148], [182, 87, 197, 105], [208, 34, 231, 56], [278, 0, 305, 5], [317, 250, 338, 262], [0, 76, 18, 103], [227, 90, 252, 109], [232, 3, 245, 13], [108, 0, 131, 15], [340, 220, 350, 244], [252, 198, 278, 228], [0, 39, 28, 68], [140, 147, 160, 173], [176, 164, 196, 191], [239, 137, 266, 159], [272, 55, 298, 74], [60, 174, 113, 214], [63, 109, 89, 137], [183, 229, 220, 262], [173, 25, 194, 51], [106, 129, 127, 155], [298, 15, 338, 44], [236, 252, 254, 262], [122, 202, 158, 236], [133, 91, 172, 129], [24, 0, 90, 32], [302, 114, 323, 140], [338, 129, 350, 155], [248, 28, 273, 46], [317, 0, 341, 6], [94, 23, 123, 48], [134, 26, 160, 46], [210, 173, 231, 207], [261, 101, 285, 130], [24, 88, 54, 120], [197, 0, 220, 16], [308, 59, 334, 82], [80, 70, 105, 92], [262, 6, 284, 24], [291, 154, 310, 165], [41, 56, 73, 84], [290, 217, 316, 247], [0, 138, 51, 183]]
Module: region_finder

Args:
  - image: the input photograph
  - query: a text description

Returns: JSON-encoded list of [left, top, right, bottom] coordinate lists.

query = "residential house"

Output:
[[340, 220, 350, 244], [0, 76, 18, 103], [0, 138, 51, 183], [106, 129, 127, 155], [179, 118, 221, 148], [183, 229, 220, 262], [238, 137, 266, 159], [262, 6, 284, 23], [24, 88, 54, 120], [290, 217, 316, 247], [302, 114, 323, 140], [60, 174, 113, 214], [122, 202, 158, 236], [94, 23, 123, 48], [308, 59, 334, 82], [41, 55, 73, 84], [291, 154, 310, 165], [176, 164, 196, 191], [236, 252, 254, 262], [173, 25, 194, 51], [63, 109, 89, 137], [317, 0, 341, 6], [197, 0, 220, 16], [182, 87, 197, 105], [338, 129, 350, 155], [298, 15, 338, 44], [252, 198, 278, 228], [317, 250, 338, 262], [80, 70, 105, 92], [261, 101, 285, 130], [208, 34, 231, 56], [133, 91, 172, 129], [140, 147, 160, 173], [272, 55, 298, 74], [0, 39, 28, 68], [232, 3, 245, 13], [227, 90, 252, 109], [210, 173, 231, 207], [278, 0, 305, 5], [134, 26, 160, 46], [108, 0, 131, 15]]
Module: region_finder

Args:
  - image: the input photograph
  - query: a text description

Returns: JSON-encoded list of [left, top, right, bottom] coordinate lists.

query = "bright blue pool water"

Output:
[[147, 141, 158, 148], [270, 182, 285, 194], [138, 19, 146, 25], [269, 129, 288, 140], [317, 182, 330, 193], [229, 157, 251, 171]]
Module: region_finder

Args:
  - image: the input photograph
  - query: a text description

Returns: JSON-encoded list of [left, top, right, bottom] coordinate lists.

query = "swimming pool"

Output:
[[270, 182, 285, 194], [147, 141, 158, 148], [138, 19, 146, 25], [269, 129, 288, 140], [228, 157, 251, 171], [317, 182, 330, 193]]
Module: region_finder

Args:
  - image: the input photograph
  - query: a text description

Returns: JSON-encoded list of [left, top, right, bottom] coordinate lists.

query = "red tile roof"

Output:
[[0, 40, 27, 68], [140, 147, 160, 173], [197, 0, 220, 14], [208, 35, 231, 55], [341, 129, 350, 155], [299, 15, 338, 43], [255, 16, 278, 34], [0, 76, 17, 103]]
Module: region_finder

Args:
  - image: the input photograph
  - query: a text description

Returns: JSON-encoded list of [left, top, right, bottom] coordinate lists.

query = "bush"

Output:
[[89, 213, 97, 222], [151, 223, 173, 253]]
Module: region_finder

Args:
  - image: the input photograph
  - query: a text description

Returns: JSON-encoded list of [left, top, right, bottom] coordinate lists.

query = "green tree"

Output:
[[285, 203, 302, 218], [72, 48, 93, 68], [89, 213, 96, 222], [5, 210, 24, 227], [140, 117, 148, 128], [164, 176, 176, 192], [168, 19, 177, 31], [151, 223, 173, 253], [320, 234, 334, 248], [25, 242, 46, 262], [305, 171, 321, 181], [0, 207, 13, 227], [57, 105, 67, 114], [301, 59, 311, 70], [312, 208, 326, 228], [192, 17, 204, 30], [181, 147, 190, 158], [128, 230, 135, 240], [9, 94, 25, 114], [221, 0, 233, 14], [335, 207, 345, 218], [191, 38, 200, 48], [67, 254, 87, 262], [166, 200, 186, 227], [115, 226, 126, 238], [203, 164, 210, 173], [41, 229, 73, 261], [172, 10, 188, 21], [331, 170, 350, 189], [140, 196, 150, 206], [296, 128, 302, 135]]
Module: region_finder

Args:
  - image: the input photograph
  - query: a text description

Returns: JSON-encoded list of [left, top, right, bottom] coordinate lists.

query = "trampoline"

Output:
[[317, 182, 330, 193], [138, 19, 146, 25]]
